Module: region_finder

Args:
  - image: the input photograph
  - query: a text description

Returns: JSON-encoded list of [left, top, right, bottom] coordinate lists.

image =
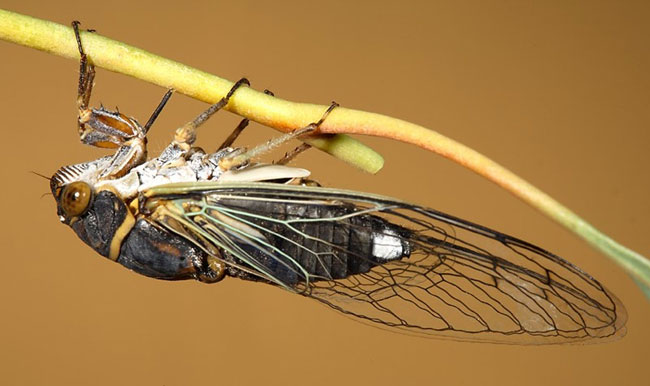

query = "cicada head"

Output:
[[51, 159, 133, 260]]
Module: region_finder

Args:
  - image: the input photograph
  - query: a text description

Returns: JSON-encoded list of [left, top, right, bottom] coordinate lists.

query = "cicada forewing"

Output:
[[141, 182, 626, 344]]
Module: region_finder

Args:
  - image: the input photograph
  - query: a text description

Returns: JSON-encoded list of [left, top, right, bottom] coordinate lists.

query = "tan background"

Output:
[[1, 1, 648, 385]]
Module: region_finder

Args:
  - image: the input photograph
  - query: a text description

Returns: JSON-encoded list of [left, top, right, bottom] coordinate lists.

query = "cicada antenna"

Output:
[[30, 171, 52, 181]]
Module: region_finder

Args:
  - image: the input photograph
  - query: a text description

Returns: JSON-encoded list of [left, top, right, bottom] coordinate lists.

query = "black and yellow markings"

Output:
[[97, 187, 136, 262]]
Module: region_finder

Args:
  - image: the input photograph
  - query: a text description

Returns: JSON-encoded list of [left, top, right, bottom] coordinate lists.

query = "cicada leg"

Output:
[[196, 256, 227, 283], [72, 21, 178, 178], [217, 118, 250, 150], [218, 101, 339, 171], [275, 143, 312, 165], [216, 89, 276, 150], [260, 89, 314, 166], [144, 89, 174, 133], [173, 78, 251, 150], [94, 89, 175, 179], [72, 20, 96, 135]]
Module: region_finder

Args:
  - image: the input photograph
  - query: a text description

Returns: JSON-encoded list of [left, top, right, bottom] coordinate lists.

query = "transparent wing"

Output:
[[143, 182, 627, 344]]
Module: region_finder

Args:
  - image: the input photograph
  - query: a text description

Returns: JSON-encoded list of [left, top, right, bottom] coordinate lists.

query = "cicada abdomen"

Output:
[[200, 196, 411, 285]]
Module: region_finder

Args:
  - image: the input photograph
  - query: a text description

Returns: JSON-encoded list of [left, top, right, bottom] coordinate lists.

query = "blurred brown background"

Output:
[[1, 1, 648, 385]]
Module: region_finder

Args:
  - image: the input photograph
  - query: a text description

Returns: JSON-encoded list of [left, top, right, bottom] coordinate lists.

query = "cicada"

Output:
[[50, 22, 626, 344]]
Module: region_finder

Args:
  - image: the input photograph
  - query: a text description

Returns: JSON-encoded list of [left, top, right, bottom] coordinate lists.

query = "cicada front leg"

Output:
[[72, 20, 95, 129], [71, 22, 172, 179], [72, 22, 141, 149]]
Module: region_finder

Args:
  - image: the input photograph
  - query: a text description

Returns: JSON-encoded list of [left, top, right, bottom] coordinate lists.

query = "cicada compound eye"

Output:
[[60, 181, 93, 217]]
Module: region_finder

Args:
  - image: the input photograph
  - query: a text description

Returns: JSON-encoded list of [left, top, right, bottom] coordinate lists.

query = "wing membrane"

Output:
[[144, 182, 626, 344]]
